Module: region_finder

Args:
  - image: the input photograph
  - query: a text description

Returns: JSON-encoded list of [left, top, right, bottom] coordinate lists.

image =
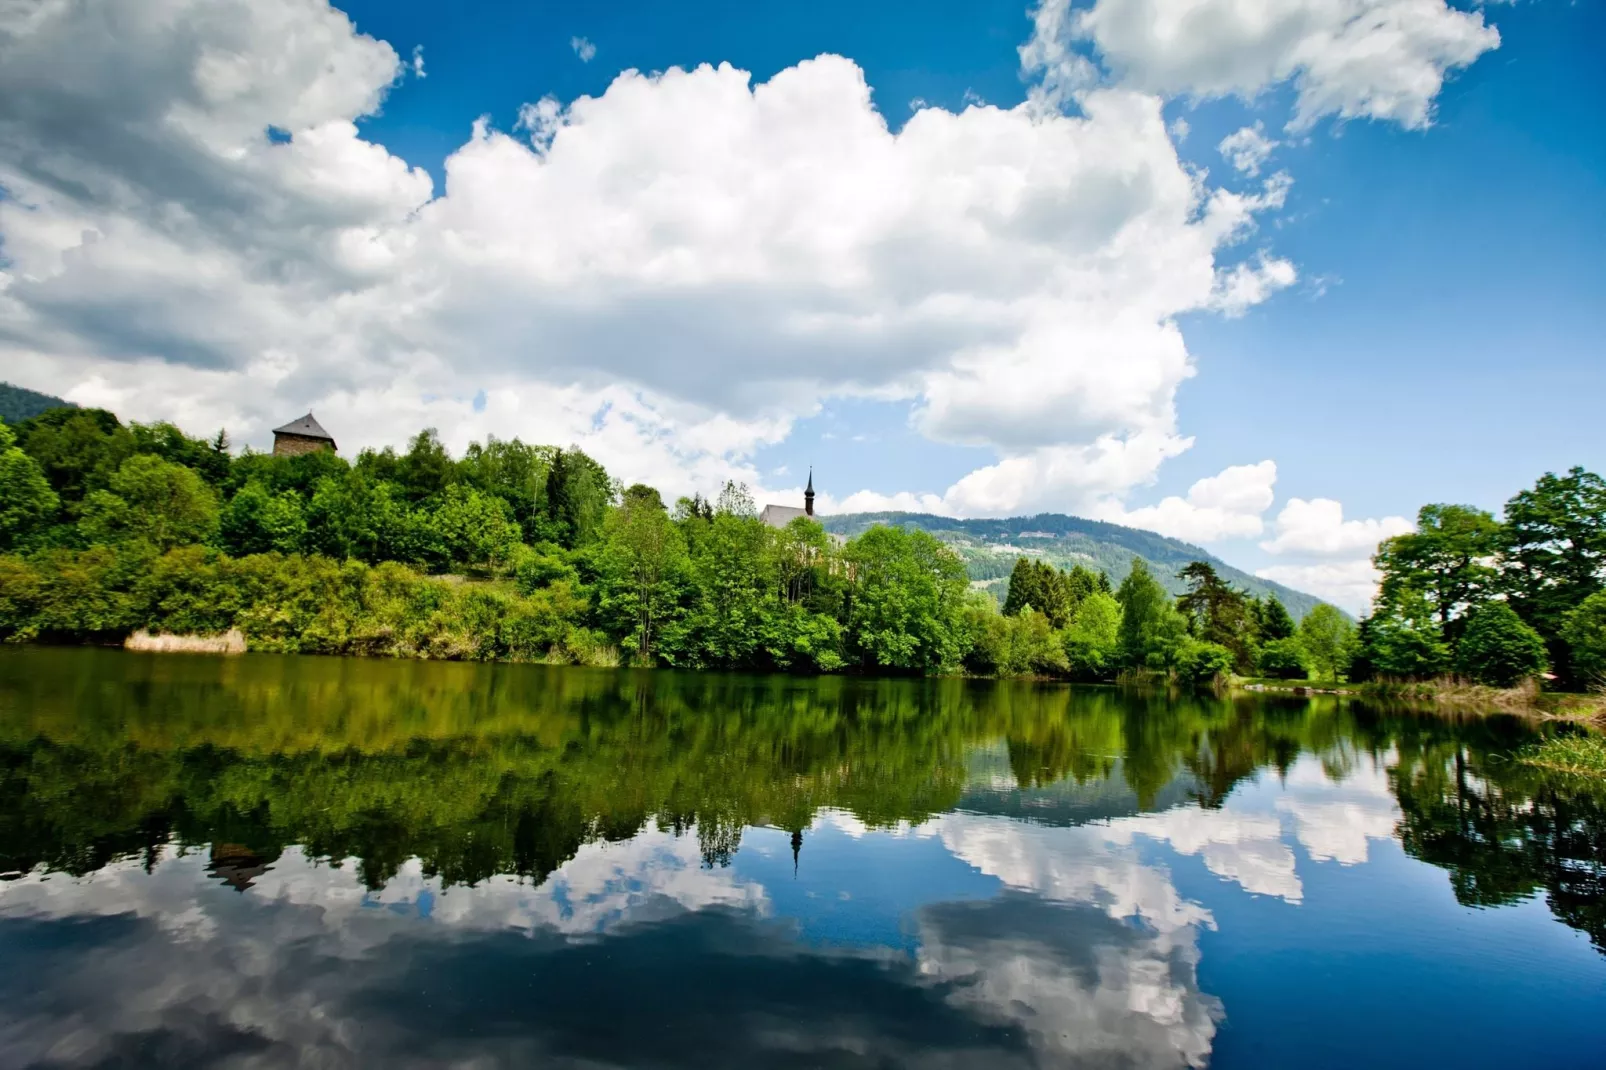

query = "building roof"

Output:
[[760, 504, 807, 529], [271, 413, 334, 441]]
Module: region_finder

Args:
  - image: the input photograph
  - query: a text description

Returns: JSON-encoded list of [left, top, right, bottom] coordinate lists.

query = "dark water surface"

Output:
[[1, 648, 1603, 1069]]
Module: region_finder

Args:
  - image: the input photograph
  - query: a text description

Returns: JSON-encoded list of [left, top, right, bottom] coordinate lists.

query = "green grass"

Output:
[[1235, 676, 1364, 693], [1516, 733, 1606, 777]]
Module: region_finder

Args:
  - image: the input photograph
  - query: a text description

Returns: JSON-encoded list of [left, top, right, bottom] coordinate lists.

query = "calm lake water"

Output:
[[1, 648, 1603, 1069]]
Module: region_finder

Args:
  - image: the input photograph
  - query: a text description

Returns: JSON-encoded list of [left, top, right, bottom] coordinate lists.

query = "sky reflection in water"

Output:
[[0, 649, 1602, 1069]]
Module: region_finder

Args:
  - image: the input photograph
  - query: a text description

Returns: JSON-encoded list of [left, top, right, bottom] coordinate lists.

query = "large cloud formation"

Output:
[[0, 0, 1484, 602]]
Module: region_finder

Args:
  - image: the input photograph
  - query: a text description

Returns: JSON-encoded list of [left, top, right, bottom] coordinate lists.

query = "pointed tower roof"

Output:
[[272, 413, 334, 441], [805, 468, 814, 494]]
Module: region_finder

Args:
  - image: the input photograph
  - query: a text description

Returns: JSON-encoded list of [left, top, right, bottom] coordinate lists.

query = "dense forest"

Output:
[[0, 382, 73, 425], [0, 402, 1600, 689]]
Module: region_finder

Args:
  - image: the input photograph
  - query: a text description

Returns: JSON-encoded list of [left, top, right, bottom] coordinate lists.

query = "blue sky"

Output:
[[1, 0, 1600, 608]]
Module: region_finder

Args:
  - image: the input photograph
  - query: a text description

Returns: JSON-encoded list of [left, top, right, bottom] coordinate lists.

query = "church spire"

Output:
[[804, 468, 815, 517]]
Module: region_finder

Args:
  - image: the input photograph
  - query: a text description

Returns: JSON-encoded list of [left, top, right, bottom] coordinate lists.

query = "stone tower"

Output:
[[271, 413, 337, 457]]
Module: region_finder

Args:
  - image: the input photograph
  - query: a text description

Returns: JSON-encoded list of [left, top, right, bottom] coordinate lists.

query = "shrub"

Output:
[[1176, 639, 1235, 686], [1455, 601, 1549, 687], [1257, 637, 1310, 680]]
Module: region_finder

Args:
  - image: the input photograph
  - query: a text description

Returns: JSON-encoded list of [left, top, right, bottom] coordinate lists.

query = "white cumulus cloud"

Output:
[[0, 0, 1505, 536], [1218, 122, 1277, 176], [1256, 498, 1413, 612], [1064, 0, 1501, 129], [570, 35, 596, 62], [1101, 460, 1278, 543], [1261, 497, 1414, 557], [0, 0, 1308, 519]]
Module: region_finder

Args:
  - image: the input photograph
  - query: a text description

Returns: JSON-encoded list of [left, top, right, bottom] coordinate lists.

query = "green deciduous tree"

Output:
[[398, 429, 456, 504], [1062, 590, 1121, 681], [1455, 601, 1549, 687], [1257, 637, 1309, 680], [1500, 467, 1606, 683], [1375, 504, 1503, 647], [596, 486, 690, 662], [78, 454, 218, 550], [1562, 592, 1606, 688], [1175, 639, 1234, 686], [458, 437, 553, 543], [13, 407, 136, 510], [1115, 559, 1187, 672], [0, 420, 59, 551], [219, 481, 308, 555], [1362, 592, 1451, 680], [428, 485, 521, 572], [132, 421, 231, 486], [843, 526, 969, 672], [1298, 604, 1355, 682]]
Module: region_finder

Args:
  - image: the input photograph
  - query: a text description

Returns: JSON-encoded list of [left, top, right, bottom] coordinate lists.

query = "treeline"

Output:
[[1353, 472, 1606, 691], [4, 405, 1594, 688], [987, 555, 1354, 685], [0, 408, 975, 673], [0, 404, 1339, 683]]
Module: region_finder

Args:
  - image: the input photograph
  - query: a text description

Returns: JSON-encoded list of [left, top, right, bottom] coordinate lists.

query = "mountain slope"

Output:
[[0, 382, 75, 425], [821, 511, 1334, 620]]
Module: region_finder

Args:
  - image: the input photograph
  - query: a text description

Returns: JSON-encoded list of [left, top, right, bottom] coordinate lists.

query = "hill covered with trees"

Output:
[[0, 382, 74, 425], [823, 511, 1327, 619]]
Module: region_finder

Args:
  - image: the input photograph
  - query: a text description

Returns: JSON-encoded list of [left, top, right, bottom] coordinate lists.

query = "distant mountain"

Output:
[[821, 510, 1334, 620], [0, 382, 75, 425]]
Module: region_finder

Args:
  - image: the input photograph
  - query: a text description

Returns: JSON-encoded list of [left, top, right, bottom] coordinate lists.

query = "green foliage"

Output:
[[427, 485, 520, 572], [1002, 557, 1079, 627], [13, 407, 137, 509], [1177, 561, 1258, 672], [1116, 559, 1187, 672], [595, 487, 691, 661], [842, 526, 969, 672], [1563, 593, 1606, 688], [78, 454, 218, 550], [1298, 603, 1355, 682], [0, 421, 60, 552], [1361, 593, 1451, 680], [1175, 639, 1235, 686], [1256, 596, 1296, 641], [1500, 467, 1606, 683], [1062, 591, 1122, 681], [219, 480, 308, 555], [230, 446, 349, 499], [1376, 504, 1504, 646], [131, 421, 231, 486], [543, 447, 615, 548], [1257, 637, 1310, 680], [459, 437, 553, 543], [967, 604, 1067, 676], [1454, 601, 1549, 687]]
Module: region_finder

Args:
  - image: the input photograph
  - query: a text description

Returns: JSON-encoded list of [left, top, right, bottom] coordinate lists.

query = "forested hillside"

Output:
[[823, 512, 1327, 619], [0, 382, 73, 424]]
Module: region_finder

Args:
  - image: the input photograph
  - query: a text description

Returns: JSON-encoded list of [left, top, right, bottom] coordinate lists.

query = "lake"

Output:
[[1, 647, 1602, 1069]]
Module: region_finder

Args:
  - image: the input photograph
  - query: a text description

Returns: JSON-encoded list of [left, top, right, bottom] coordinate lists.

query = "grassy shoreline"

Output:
[[1516, 733, 1606, 777], [1233, 674, 1606, 720]]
